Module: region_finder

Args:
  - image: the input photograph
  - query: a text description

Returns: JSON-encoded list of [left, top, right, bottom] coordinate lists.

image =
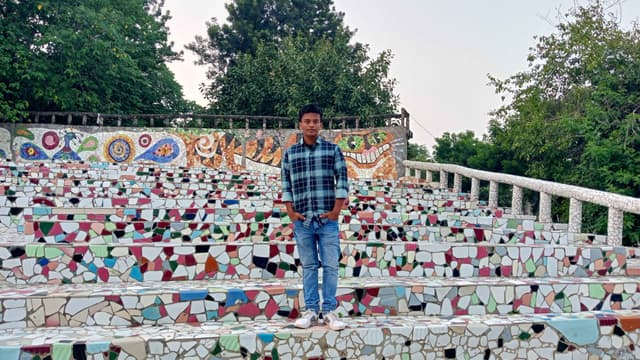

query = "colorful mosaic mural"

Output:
[[5, 125, 407, 179]]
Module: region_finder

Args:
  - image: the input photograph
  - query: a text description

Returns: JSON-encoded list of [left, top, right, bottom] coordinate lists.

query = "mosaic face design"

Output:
[[335, 130, 398, 179]]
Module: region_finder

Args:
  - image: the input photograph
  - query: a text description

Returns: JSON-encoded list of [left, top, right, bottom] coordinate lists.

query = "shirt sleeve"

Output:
[[281, 149, 293, 202], [333, 144, 349, 199]]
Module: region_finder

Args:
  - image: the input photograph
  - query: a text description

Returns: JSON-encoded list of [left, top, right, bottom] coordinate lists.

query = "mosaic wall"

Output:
[[0, 128, 10, 159], [2, 125, 408, 179]]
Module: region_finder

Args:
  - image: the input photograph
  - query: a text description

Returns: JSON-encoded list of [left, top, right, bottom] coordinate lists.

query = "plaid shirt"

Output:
[[281, 136, 349, 217]]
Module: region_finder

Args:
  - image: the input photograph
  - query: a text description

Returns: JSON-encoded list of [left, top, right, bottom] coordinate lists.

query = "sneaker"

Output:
[[324, 310, 346, 330], [294, 310, 319, 329]]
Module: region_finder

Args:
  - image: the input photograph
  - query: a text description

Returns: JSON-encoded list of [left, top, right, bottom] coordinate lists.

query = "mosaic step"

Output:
[[0, 186, 457, 207], [0, 193, 481, 213], [0, 241, 633, 284], [1, 162, 435, 188], [0, 179, 441, 202], [0, 310, 638, 360], [0, 181, 284, 194], [0, 276, 638, 328], [19, 219, 605, 245], [0, 169, 273, 183], [0, 169, 436, 189], [15, 209, 540, 230]]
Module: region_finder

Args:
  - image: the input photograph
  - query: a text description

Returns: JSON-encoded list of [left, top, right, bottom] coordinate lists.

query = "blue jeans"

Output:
[[294, 217, 340, 314]]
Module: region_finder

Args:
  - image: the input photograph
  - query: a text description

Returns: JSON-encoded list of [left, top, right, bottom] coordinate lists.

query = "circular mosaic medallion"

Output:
[[104, 135, 135, 163], [138, 133, 152, 148], [42, 131, 60, 150]]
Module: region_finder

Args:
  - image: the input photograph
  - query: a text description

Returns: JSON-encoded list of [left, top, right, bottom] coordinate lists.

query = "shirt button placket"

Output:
[[307, 148, 313, 216]]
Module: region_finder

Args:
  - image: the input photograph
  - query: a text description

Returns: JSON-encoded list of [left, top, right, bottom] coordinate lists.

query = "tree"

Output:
[[487, 1, 640, 244], [407, 142, 430, 162], [0, 0, 188, 120], [209, 35, 397, 125], [187, 0, 353, 79], [187, 0, 399, 122]]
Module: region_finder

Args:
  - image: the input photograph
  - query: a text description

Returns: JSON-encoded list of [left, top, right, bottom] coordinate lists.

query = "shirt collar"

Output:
[[299, 135, 323, 148]]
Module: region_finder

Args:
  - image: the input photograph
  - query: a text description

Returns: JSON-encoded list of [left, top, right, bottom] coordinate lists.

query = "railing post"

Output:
[[488, 181, 498, 208], [453, 173, 462, 193], [51, 114, 56, 124], [511, 185, 523, 215], [82, 115, 87, 126], [355, 117, 360, 129], [262, 118, 267, 130], [439, 170, 447, 190], [607, 208, 623, 246], [539, 192, 552, 223], [404, 166, 411, 178], [470, 178, 480, 202], [35, 114, 40, 123], [67, 114, 72, 125], [568, 198, 582, 233], [425, 170, 432, 184]]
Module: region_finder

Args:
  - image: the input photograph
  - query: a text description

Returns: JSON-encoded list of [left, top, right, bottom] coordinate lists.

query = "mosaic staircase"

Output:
[[0, 162, 639, 359]]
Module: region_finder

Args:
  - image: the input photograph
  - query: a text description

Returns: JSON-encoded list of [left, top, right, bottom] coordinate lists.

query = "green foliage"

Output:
[[187, 0, 399, 123], [187, 0, 352, 75], [0, 0, 188, 120], [433, 130, 506, 171], [407, 142, 430, 162], [486, 1, 640, 245]]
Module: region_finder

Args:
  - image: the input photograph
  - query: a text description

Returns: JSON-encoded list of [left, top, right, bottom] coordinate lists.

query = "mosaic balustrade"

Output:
[[0, 242, 632, 284], [0, 276, 639, 329], [0, 310, 637, 360], [18, 218, 603, 245]]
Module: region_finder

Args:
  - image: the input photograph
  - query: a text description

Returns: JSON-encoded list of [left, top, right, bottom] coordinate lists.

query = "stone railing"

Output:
[[403, 161, 640, 246], [3, 109, 411, 131]]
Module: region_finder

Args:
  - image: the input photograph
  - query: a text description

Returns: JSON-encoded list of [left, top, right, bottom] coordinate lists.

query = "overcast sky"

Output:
[[163, 0, 640, 150]]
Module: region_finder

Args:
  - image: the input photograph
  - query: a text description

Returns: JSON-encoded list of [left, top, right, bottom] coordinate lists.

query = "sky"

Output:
[[163, 0, 640, 151]]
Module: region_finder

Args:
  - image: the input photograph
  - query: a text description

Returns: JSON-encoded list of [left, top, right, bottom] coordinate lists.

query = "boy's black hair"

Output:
[[298, 104, 323, 122]]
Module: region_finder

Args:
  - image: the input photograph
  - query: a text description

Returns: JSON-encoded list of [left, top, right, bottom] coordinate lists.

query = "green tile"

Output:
[[219, 335, 240, 352]]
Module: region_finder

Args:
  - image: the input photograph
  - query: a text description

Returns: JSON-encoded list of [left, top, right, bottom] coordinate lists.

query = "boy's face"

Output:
[[299, 112, 322, 138]]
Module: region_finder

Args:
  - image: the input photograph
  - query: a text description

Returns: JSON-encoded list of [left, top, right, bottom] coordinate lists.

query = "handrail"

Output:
[[403, 161, 640, 214], [403, 160, 639, 246]]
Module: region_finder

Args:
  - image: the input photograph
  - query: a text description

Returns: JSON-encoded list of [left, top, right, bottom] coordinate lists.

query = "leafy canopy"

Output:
[[0, 0, 189, 120], [436, 1, 640, 244], [187, 0, 399, 122]]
